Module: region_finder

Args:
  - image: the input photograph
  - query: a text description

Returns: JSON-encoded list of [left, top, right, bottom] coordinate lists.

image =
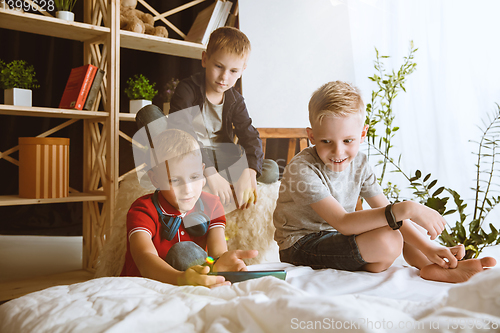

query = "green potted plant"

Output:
[[125, 74, 158, 114], [379, 108, 500, 259], [55, 0, 78, 21], [364, 42, 500, 260], [161, 77, 179, 115], [437, 107, 500, 259], [0, 59, 40, 107]]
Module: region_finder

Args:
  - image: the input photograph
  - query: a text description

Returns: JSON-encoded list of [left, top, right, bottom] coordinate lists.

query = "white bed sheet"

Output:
[[1, 261, 500, 333]]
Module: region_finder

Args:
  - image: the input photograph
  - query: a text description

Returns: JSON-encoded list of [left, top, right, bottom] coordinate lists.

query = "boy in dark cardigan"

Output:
[[170, 27, 278, 210]]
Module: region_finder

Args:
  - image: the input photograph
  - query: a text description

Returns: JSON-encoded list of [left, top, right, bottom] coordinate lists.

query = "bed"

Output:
[[1, 175, 499, 333], [1, 261, 500, 332]]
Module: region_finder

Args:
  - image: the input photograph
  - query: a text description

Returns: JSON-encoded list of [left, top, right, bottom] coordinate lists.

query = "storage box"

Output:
[[18, 137, 70, 199]]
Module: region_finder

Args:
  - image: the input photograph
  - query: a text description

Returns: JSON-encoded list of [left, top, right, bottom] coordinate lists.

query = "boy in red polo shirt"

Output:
[[121, 129, 257, 287]]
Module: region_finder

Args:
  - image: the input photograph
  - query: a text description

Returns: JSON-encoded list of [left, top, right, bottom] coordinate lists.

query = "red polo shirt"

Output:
[[121, 191, 225, 277]]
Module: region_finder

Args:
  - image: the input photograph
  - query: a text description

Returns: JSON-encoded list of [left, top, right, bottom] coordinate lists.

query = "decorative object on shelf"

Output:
[[83, 68, 105, 110], [120, 0, 168, 38], [59, 64, 98, 110], [18, 137, 70, 199], [0, 59, 40, 107], [55, 0, 78, 21], [161, 78, 179, 115], [125, 74, 158, 114], [186, 0, 233, 45]]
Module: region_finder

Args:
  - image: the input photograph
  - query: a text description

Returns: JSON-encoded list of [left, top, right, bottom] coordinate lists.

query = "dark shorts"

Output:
[[279, 230, 367, 271]]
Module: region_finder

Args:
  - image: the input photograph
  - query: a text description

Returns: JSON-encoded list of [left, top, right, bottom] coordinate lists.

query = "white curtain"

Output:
[[240, 0, 500, 224], [348, 0, 500, 223]]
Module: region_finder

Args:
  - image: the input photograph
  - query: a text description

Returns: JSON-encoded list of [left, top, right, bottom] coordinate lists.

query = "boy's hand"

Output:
[[205, 168, 233, 205], [399, 202, 446, 240], [180, 265, 231, 288], [421, 244, 465, 269], [234, 168, 258, 210], [213, 250, 259, 272]]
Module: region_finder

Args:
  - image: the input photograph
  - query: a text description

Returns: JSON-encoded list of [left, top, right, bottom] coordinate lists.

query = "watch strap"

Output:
[[385, 203, 403, 230]]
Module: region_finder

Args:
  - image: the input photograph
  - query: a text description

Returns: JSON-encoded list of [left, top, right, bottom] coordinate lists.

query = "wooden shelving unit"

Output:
[[0, 0, 207, 300], [121, 30, 205, 59]]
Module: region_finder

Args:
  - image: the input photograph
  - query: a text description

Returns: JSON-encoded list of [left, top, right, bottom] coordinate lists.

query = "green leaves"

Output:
[[365, 41, 418, 187], [425, 197, 448, 215], [365, 42, 500, 260], [125, 74, 158, 101], [55, 0, 78, 11], [471, 105, 500, 222], [0, 59, 40, 90]]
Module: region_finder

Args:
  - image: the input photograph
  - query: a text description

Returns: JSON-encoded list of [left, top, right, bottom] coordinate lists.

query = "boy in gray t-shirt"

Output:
[[274, 81, 495, 282]]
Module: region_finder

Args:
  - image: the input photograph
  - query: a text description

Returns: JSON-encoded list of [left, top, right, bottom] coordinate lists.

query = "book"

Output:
[[83, 68, 105, 110], [201, 0, 226, 45], [215, 1, 232, 30], [186, 0, 226, 45], [226, 0, 238, 27], [59, 64, 97, 110]]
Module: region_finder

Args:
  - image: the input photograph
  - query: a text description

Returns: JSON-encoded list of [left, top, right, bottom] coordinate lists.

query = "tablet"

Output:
[[208, 270, 287, 283]]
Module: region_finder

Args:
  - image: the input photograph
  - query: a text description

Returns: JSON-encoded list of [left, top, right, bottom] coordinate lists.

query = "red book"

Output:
[[59, 64, 98, 110]]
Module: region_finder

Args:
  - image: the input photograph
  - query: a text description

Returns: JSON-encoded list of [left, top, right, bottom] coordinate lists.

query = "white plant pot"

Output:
[[4, 88, 32, 107], [56, 11, 75, 21], [130, 99, 152, 114], [163, 102, 170, 115]]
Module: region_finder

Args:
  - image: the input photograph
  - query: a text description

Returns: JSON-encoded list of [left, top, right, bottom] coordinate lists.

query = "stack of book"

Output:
[[59, 64, 105, 111], [186, 0, 237, 45]]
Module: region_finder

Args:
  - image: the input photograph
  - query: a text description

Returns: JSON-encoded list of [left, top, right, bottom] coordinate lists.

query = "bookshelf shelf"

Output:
[[0, 9, 109, 42], [119, 112, 137, 121], [0, 105, 109, 119], [120, 30, 205, 59], [0, 193, 107, 207]]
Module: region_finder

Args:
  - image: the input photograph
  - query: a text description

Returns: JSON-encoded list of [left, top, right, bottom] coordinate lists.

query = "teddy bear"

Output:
[[120, 0, 168, 38]]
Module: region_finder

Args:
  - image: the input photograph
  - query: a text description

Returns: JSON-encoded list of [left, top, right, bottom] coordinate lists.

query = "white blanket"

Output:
[[1, 263, 500, 333]]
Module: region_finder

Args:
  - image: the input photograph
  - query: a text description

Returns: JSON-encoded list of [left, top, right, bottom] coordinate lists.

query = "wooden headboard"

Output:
[[257, 128, 309, 164]]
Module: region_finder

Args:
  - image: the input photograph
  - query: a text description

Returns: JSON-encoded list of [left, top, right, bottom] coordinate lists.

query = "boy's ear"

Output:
[[306, 127, 315, 145], [360, 124, 369, 143], [242, 57, 248, 72], [201, 51, 208, 68], [201, 163, 206, 187], [147, 169, 159, 188]]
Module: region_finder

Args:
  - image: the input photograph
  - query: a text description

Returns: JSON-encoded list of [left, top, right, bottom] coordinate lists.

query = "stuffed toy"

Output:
[[120, 0, 168, 38]]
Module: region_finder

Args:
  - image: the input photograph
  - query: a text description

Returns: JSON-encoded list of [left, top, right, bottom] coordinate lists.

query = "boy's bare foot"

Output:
[[420, 257, 497, 283]]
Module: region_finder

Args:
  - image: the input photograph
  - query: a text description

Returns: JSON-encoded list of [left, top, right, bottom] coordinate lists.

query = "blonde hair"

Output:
[[206, 27, 251, 60], [151, 129, 200, 168], [308, 81, 365, 125]]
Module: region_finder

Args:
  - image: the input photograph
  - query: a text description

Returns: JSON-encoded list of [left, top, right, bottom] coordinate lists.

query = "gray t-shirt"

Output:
[[192, 96, 225, 147], [273, 146, 382, 250]]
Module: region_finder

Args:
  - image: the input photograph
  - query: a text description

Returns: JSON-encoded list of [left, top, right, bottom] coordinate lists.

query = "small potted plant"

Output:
[[161, 78, 179, 115], [125, 74, 158, 114], [0, 59, 40, 107], [55, 0, 78, 21]]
